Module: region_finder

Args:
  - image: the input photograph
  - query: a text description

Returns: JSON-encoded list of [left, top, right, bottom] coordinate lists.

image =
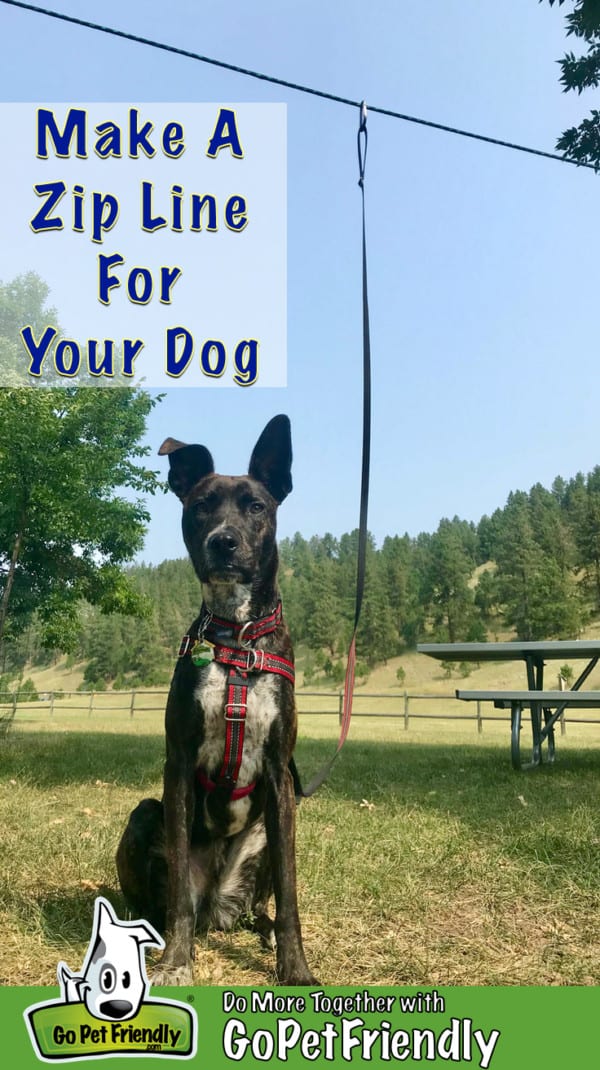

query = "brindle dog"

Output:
[[116, 415, 317, 986]]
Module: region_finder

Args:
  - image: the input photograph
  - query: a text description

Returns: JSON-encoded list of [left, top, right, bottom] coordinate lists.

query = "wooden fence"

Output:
[[2, 688, 599, 735]]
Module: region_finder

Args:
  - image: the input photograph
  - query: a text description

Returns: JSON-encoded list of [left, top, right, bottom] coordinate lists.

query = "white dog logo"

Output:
[[57, 897, 164, 1022]]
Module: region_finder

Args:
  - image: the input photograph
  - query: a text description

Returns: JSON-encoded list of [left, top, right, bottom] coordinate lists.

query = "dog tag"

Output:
[[191, 641, 214, 668]]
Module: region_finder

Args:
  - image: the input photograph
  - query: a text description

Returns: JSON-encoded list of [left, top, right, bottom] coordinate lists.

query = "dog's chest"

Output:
[[194, 661, 278, 784]]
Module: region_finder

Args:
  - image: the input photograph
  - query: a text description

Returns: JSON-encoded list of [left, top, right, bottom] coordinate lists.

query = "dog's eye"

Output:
[[193, 498, 212, 516], [249, 500, 265, 515], [99, 965, 116, 993], [122, 971, 131, 989]]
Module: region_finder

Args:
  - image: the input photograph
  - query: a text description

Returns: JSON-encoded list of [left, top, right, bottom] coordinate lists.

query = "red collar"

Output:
[[203, 600, 283, 646], [178, 601, 284, 659]]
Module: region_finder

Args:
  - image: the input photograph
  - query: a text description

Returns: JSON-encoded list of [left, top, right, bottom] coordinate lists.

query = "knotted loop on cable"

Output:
[[357, 101, 368, 187]]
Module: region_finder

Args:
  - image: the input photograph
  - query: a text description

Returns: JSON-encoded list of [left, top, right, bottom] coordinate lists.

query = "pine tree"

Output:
[[564, 469, 600, 610], [304, 559, 341, 656], [426, 519, 482, 642], [495, 491, 581, 639]]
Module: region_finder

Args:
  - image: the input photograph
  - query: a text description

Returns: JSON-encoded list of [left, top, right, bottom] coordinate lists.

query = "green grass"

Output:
[[2, 711, 600, 986]]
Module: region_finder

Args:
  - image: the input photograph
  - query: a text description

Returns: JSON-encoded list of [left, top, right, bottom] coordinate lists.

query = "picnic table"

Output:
[[417, 641, 600, 770]]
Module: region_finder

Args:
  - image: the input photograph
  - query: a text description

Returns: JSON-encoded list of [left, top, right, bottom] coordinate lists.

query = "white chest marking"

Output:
[[194, 661, 279, 835]]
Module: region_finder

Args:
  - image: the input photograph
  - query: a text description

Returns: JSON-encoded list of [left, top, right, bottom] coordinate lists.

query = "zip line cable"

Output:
[[1, 0, 597, 173]]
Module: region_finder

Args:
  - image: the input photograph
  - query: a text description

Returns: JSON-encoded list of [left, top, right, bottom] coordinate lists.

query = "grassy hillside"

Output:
[[23, 621, 600, 699]]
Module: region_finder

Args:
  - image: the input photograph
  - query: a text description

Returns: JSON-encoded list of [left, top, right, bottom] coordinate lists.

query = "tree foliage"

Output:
[[10, 445, 600, 689], [546, 0, 600, 168], [0, 273, 162, 652]]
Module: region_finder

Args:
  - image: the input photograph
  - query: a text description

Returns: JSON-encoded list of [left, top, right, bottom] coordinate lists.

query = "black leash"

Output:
[[299, 103, 372, 798]]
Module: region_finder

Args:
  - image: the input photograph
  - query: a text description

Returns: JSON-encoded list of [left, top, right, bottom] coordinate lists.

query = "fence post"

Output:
[[477, 700, 483, 734], [12, 692, 17, 721], [404, 690, 409, 730], [130, 690, 136, 719], [88, 691, 94, 718], [338, 691, 343, 725], [49, 692, 55, 717]]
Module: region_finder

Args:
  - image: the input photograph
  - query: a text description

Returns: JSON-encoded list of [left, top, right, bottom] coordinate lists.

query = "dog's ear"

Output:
[[159, 437, 215, 501], [248, 414, 292, 503]]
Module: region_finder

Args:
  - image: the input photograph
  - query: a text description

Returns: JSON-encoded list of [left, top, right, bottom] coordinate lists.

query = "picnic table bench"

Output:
[[417, 641, 600, 770]]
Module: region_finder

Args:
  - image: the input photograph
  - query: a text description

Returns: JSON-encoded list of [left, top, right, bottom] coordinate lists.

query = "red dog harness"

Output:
[[178, 602, 294, 798]]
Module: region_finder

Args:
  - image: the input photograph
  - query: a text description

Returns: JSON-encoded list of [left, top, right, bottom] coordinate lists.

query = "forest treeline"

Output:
[[6, 465, 600, 690]]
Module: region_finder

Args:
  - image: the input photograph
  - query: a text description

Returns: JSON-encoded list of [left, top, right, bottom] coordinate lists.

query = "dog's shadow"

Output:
[[35, 886, 121, 947], [191, 929, 277, 983], [34, 885, 276, 984], [2, 730, 163, 788]]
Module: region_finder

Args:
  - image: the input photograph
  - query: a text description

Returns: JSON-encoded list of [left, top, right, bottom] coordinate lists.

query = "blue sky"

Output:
[[1, 1, 599, 564]]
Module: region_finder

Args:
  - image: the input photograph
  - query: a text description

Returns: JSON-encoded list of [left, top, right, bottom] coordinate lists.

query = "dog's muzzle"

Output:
[[205, 528, 244, 574]]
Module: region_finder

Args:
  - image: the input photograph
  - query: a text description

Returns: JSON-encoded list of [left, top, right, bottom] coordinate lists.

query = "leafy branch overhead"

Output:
[[546, 0, 600, 168]]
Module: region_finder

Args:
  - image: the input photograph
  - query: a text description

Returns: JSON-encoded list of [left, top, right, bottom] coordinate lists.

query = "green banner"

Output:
[[4, 984, 598, 1068], [25, 996, 195, 1060]]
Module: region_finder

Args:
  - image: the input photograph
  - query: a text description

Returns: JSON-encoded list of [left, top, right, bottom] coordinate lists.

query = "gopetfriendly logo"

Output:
[[25, 897, 197, 1061]]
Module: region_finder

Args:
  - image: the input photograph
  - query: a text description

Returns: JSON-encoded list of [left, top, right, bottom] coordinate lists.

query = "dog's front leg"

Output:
[[265, 764, 318, 986], [152, 749, 196, 986]]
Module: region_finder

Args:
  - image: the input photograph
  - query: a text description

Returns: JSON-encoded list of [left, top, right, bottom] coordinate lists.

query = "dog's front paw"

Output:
[[151, 962, 194, 987], [279, 972, 320, 987], [276, 964, 319, 987]]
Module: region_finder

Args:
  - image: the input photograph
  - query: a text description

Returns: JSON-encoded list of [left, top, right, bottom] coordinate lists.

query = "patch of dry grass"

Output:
[[2, 713, 600, 987]]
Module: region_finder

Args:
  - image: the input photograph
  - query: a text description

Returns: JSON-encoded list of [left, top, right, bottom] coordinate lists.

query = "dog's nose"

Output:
[[207, 529, 239, 557], [99, 999, 134, 1019]]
